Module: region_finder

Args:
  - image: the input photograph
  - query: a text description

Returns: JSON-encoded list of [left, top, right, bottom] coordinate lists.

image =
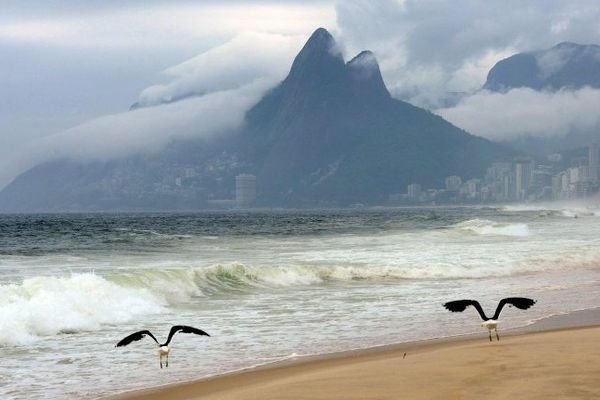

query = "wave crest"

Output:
[[502, 204, 600, 218], [0, 274, 165, 346], [451, 219, 530, 237], [3, 244, 600, 346]]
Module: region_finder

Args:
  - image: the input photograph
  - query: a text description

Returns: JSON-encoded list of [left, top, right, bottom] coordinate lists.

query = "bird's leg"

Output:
[[489, 330, 492, 342], [496, 329, 500, 341], [166, 353, 169, 368], [160, 354, 163, 369]]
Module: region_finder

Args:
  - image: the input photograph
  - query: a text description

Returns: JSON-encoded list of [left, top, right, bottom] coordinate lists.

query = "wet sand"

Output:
[[110, 311, 600, 400]]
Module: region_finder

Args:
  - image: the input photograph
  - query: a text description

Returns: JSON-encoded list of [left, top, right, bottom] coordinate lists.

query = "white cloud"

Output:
[[0, 3, 336, 189], [0, 0, 335, 187], [447, 48, 516, 92], [437, 87, 600, 141], [335, 0, 600, 108], [138, 31, 304, 106], [332, 0, 600, 144], [0, 79, 274, 189], [0, 21, 79, 41], [0, 3, 335, 49]]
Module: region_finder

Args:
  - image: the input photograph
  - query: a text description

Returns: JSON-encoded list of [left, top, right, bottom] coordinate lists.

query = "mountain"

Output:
[[483, 42, 600, 92], [481, 42, 600, 155], [0, 28, 514, 212], [233, 28, 513, 204]]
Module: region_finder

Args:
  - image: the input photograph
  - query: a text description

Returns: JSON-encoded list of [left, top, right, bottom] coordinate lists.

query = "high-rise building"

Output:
[[407, 183, 421, 201], [184, 168, 196, 178], [514, 158, 534, 200], [502, 174, 514, 200], [465, 179, 481, 199], [445, 176, 462, 191], [547, 153, 562, 162], [235, 174, 256, 207], [589, 143, 598, 182], [484, 162, 512, 201], [568, 167, 581, 184], [532, 165, 553, 197]]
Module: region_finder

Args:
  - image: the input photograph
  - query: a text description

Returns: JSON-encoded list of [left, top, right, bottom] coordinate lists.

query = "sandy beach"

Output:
[[112, 321, 600, 400]]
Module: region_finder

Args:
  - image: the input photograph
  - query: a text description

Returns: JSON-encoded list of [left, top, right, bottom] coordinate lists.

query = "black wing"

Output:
[[492, 297, 536, 320], [116, 330, 159, 347], [443, 299, 490, 321], [164, 325, 210, 346]]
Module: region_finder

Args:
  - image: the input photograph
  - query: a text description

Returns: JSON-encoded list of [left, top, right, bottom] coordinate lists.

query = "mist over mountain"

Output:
[[492, 41, 600, 154], [0, 28, 514, 212], [483, 42, 600, 92], [440, 42, 600, 156]]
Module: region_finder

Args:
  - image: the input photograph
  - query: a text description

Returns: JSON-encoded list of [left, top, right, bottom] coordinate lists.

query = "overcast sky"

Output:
[[1, 0, 600, 188]]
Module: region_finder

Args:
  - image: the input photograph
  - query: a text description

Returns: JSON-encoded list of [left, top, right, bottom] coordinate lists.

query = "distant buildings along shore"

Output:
[[391, 144, 600, 205]]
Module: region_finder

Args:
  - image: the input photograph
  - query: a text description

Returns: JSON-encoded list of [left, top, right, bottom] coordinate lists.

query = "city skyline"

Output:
[[395, 143, 600, 205]]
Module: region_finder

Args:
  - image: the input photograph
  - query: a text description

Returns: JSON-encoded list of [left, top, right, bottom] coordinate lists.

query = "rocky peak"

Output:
[[347, 50, 389, 98], [284, 28, 345, 88]]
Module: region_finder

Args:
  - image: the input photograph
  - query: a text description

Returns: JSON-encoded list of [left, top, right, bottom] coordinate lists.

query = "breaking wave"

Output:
[[451, 219, 530, 237], [4, 243, 600, 347], [0, 274, 166, 346], [502, 204, 600, 218]]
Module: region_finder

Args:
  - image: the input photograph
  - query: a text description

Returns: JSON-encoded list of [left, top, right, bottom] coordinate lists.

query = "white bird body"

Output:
[[159, 346, 170, 368], [482, 320, 498, 330]]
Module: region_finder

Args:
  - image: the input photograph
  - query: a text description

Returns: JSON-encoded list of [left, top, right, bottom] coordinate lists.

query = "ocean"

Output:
[[1, 206, 600, 399]]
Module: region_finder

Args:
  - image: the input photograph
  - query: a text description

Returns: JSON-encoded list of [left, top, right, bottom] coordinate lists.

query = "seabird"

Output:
[[443, 297, 536, 341], [116, 325, 210, 368]]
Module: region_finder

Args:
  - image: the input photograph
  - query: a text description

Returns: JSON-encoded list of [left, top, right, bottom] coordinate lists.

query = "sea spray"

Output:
[[451, 219, 531, 237], [0, 274, 165, 346], [4, 247, 600, 346], [501, 204, 600, 218]]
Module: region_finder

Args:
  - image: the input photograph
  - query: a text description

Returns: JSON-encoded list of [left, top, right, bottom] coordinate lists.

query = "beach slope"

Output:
[[114, 326, 600, 400]]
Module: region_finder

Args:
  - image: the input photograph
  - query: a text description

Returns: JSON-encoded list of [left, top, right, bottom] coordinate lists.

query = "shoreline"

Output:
[[107, 307, 600, 400]]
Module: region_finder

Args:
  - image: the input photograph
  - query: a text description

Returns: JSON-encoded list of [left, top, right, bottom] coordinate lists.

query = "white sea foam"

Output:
[[502, 203, 600, 218], [451, 219, 530, 237], [501, 204, 554, 212], [104, 251, 600, 290], [3, 240, 600, 347], [108, 268, 203, 303], [0, 274, 165, 346]]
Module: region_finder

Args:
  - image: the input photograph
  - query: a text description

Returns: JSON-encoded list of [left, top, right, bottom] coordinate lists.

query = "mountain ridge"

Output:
[[481, 41, 600, 154], [483, 41, 600, 92], [0, 28, 515, 211], [235, 28, 514, 204]]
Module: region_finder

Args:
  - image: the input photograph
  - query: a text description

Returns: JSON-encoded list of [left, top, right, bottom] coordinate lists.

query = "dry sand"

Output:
[[112, 325, 600, 400]]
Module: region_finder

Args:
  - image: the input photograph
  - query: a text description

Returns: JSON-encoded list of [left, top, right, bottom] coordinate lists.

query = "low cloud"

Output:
[[0, 2, 336, 189], [0, 3, 335, 49], [335, 0, 600, 108], [437, 87, 600, 141], [333, 1, 600, 143], [535, 45, 574, 79], [138, 32, 303, 106], [0, 29, 309, 189], [0, 79, 273, 189]]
